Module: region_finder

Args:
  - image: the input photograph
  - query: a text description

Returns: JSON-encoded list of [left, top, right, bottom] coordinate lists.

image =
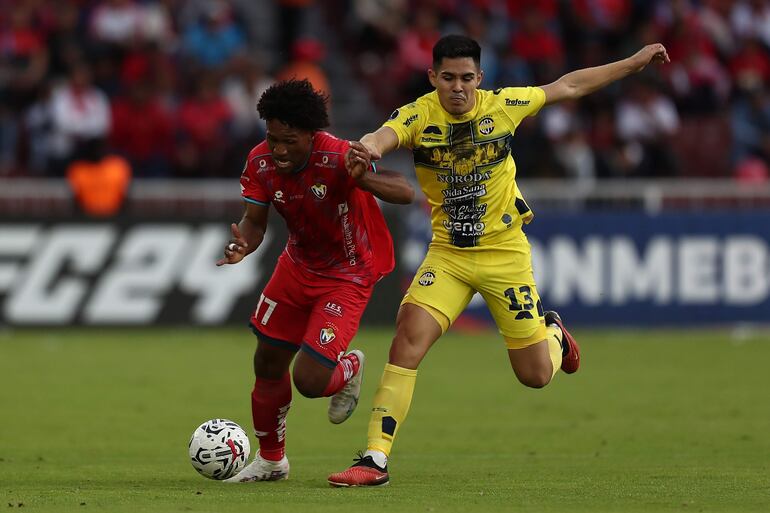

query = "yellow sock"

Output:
[[366, 363, 417, 457], [546, 325, 563, 379]]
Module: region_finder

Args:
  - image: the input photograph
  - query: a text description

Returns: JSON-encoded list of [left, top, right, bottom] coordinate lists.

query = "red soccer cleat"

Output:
[[328, 453, 389, 487], [545, 311, 580, 374]]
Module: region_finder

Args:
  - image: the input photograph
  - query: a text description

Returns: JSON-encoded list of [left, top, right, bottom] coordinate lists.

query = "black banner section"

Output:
[[0, 213, 405, 327]]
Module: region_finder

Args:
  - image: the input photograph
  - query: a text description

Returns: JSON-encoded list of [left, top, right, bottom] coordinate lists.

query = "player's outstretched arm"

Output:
[[540, 43, 670, 106], [216, 202, 268, 266], [360, 126, 400, 160]]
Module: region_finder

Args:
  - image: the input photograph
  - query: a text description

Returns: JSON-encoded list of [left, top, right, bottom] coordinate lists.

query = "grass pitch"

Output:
[[1, 326, 768, 512]]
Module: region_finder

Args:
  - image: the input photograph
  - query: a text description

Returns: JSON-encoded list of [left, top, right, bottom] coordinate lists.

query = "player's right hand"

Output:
[[345, 141, 371, 180], [630, 43, 670, 72], [216, 223, 249, 266]]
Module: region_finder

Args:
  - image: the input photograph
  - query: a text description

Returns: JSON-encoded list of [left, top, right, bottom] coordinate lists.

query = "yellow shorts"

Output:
[[401, 242, 546, 348]]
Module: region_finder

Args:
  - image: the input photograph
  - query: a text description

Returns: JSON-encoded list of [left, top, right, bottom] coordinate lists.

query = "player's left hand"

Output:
[[216, 223, 248, 266], [630, 43, 670, 73], [345, 141, 371, 180]]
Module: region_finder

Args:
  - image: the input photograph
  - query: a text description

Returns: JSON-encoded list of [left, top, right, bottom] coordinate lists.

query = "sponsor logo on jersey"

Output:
[[320, 326, 336, 344], [437, 171, 492, 184], [316, 154, 338, 169], [443, 203, 487, 219], [311, 183, 327, 199], [340, 205, 356, 266], [403, 114, 418, 127], [324, 302, 344, 317], [420, 137, 443, 143], [418, 271, 436, 286], [389, 109, 400, 120], [502, 213, 513, 227], [443, 219, 486, 236], [274, 190, 285, 203], [478, 116, 495, 135], [423, 125, 442, 135], [505, 98, 531, 106], [442, 184, 487, 202]]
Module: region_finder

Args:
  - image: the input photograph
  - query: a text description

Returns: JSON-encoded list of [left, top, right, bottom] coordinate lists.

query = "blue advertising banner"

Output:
[[404, 211, 770, 327]]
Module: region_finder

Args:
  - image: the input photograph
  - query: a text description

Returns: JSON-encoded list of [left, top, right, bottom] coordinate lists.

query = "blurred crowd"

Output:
[[0, 0, 312, 180], [2, 0, 770, 182], [339, 0, 770, 181]]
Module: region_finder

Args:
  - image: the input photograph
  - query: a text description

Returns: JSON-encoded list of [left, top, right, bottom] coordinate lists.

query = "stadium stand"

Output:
[[0, 0, 769, 182]]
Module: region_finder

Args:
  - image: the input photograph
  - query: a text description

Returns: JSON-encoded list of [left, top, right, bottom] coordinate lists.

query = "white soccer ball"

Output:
[[188, 418, 251, 480]]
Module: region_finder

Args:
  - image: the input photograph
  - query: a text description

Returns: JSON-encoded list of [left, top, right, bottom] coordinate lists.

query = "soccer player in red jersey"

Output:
[[217, 79, 414, 483]]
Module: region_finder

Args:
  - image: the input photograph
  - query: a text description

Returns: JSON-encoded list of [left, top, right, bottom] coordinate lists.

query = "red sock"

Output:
[[251, 373, 291, 462], [322, 352, 361, 397]]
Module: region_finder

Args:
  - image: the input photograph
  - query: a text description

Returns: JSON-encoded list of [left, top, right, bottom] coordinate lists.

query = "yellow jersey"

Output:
[[384, 86, 546, 249]]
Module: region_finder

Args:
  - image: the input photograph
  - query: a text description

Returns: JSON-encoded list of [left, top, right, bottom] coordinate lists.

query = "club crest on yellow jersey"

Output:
[[418, 270, 436, 286], [478, 116, 495, 135]]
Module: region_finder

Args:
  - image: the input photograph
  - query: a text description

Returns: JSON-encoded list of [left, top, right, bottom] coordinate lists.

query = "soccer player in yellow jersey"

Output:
[[328, 35, 670, 487]]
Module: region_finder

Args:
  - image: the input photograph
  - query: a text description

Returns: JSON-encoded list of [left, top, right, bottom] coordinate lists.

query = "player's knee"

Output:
[[291, 370, 325, 398], [388, 333, 422, 367], [253, 351, 286, 380], [515, 367, 553, 389]]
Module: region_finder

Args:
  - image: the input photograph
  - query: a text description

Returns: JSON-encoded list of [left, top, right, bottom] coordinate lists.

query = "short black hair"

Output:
[[257, 79, 329, 131], [432, 35, 481, 68]]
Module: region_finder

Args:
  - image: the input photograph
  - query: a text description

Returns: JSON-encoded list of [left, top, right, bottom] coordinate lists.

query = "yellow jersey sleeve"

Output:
[[494, 86, 546, 127], [382, 102, 429, 150]]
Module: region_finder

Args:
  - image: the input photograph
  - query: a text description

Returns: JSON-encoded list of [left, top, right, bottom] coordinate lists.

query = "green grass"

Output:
[[1, 327, 769, 512]]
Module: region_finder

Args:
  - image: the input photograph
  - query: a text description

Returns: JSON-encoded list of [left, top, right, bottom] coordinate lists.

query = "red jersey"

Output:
[[240, 131, 395, 286]]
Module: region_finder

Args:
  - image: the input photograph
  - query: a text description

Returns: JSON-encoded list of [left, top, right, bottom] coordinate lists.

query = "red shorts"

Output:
[[249, 254, 375, 368]]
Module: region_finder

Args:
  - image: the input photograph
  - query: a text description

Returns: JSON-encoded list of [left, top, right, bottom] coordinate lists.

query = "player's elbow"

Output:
[[394, 183, 415, 204], [543, 79, 579, 105], [559, 80, 582, 101]]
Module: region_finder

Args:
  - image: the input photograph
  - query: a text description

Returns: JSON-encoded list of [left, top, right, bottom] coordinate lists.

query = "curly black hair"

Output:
[[257, 79, 329, 132]]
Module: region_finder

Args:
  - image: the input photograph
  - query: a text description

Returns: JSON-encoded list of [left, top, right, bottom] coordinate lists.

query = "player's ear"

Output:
[[476, 69, 484, 88], [428, 68, 437, 88]]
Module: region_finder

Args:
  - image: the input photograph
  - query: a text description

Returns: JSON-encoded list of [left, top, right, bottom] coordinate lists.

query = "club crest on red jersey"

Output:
[[319, 327, 336, 344], [311, 183, 327, 199]]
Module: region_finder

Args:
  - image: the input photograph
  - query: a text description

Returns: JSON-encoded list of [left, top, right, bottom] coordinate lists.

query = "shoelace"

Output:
[[351, 451, 384, 470], [352, 450, 372, 467]]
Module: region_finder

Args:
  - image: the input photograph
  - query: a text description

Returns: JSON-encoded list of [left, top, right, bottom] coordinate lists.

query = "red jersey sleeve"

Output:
[[240, 148, 271, 205]]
